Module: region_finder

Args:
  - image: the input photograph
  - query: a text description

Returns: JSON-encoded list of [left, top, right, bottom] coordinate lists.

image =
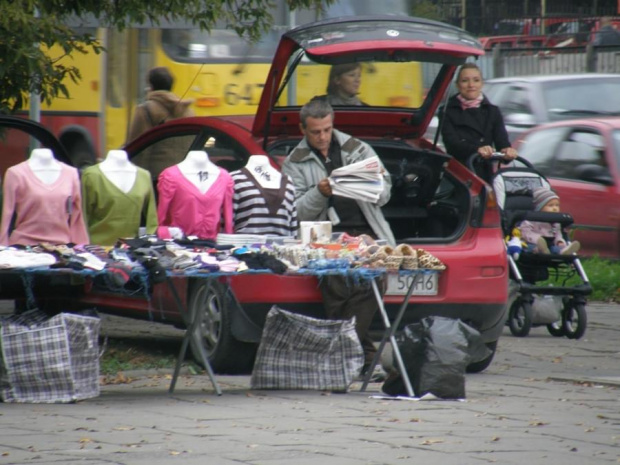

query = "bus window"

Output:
[[160, 28, 280, 63]]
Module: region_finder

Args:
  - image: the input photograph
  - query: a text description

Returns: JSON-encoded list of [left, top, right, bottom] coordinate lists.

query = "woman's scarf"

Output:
[[457, 93, 483, 110]]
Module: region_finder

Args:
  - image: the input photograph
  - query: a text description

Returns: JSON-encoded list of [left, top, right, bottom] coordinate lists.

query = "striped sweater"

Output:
[[231, 168, 298, 237]]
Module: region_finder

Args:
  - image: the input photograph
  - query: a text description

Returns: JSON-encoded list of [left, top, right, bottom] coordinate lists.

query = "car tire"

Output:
[[508, 297, 533, 337], [562, 301, 587, 340], [187, 279, 257, 374], [466, 341, 498, 373]]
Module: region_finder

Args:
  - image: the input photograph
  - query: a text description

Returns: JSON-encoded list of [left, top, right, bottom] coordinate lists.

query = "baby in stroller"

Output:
[[519, 187, 581, 256], [490, 156, 592, 340]]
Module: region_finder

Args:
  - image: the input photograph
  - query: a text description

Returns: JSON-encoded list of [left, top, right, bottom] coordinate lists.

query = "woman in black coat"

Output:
[[440, 63, 517, 177]]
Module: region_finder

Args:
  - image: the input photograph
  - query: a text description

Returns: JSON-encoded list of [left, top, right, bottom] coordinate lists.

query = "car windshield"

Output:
[[274, 53, 442, 110], [544, 79, 620, 120]]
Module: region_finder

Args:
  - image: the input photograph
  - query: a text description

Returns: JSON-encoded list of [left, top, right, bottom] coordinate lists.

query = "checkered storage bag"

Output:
[[251, 305, 364, 391], [0, 310, 100, 403]]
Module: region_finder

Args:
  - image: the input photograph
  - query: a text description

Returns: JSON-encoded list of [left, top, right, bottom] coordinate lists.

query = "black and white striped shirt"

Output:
[[231, 168, 298, 237]]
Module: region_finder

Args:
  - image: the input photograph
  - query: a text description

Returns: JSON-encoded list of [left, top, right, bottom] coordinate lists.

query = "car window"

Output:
[[502, 86, 533, 116], [130, 134, 197, 177], [482, 82, 506, 103], [518, 127, 565, 176], [543, 79, 620, 120], [555, 130, 606, 180]]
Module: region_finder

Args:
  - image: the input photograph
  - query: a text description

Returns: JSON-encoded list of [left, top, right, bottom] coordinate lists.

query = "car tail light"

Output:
[[471, 186, 502, 228]]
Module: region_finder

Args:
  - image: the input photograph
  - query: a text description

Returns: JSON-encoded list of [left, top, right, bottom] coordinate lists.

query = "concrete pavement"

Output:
[[0, 303, 619, 464]]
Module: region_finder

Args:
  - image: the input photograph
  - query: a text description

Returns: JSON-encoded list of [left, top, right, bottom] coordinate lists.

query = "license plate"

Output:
[[385, 272, 438, 296]]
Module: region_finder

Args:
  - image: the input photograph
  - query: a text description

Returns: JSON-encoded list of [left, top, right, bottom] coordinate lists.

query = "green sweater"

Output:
[[81, 165, 158, 245]]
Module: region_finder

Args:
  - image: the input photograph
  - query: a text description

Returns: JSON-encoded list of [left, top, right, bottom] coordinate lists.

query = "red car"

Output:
[[515, 117, 620, 259], [0, 16, 508, 373]]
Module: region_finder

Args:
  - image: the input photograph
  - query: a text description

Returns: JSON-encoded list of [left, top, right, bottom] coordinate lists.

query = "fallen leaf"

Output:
[[421, 438, 444, 445], [529, 421, 548, 426]]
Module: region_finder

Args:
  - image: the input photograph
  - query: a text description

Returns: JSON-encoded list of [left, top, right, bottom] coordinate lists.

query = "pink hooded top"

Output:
[[0, 161, 89, 246], [157, 165, 233, 239]]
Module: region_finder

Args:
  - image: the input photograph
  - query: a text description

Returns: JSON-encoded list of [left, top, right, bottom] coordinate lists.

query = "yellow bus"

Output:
[[29, 0, 419, 169]]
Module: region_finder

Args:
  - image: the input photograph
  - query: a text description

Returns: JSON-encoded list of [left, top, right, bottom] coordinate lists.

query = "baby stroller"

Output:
[[473, 155, 592, 339]]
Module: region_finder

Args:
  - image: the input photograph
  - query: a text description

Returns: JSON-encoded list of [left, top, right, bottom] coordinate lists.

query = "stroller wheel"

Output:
[[508, 297, 533, 337], [546, 321, 565, 337], [562, 301, 587, 340]]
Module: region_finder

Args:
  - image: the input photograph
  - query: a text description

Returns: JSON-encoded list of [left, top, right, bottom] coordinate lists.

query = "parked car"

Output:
[[514, 117, 620, 259], [0, 16, 508, 374], [483, 74, 620, 143], [426, 73, 620, 152]]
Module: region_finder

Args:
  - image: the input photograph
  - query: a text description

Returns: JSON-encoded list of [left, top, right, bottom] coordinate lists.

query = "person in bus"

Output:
[[127, 67, 195, 183], [282, 98, 393, 381], [440, 63, 517, 181], [323, 63, 366, 106]]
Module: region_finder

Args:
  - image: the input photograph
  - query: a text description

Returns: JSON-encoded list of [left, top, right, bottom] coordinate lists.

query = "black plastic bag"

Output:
[[382, 316, 491, 399]]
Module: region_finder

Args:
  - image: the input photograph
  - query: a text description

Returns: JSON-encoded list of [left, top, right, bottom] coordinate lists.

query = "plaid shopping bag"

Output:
[[251, 305, 364, 391], [0, 310, 100, 403]]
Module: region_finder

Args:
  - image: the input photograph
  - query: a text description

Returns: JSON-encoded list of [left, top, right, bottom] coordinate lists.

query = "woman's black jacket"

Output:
[[440, 94, 512, 165]]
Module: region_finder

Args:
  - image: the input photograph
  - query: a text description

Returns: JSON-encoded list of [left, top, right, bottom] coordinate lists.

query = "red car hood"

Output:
[[251, 16, 484, 141]]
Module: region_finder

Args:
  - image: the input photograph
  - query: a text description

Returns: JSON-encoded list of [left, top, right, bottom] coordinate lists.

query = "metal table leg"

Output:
[[360, 272, 423, 397], [166, 277, 221, 395]]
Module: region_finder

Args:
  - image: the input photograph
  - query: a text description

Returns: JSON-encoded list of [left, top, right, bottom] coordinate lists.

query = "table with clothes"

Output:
[[0, 148, 445, 399], [0, 233, 444, 398]]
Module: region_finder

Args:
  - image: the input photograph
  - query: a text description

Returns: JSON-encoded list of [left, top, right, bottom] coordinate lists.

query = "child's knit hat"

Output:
[[532, 187, 559, 211]]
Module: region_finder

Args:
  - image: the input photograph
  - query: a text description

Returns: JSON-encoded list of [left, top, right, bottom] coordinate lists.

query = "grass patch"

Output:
[[536, 256, 620, 302], [99, 338, 180, 375]]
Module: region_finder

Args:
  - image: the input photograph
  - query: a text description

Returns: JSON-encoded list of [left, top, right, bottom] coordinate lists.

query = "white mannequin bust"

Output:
[[177, 150, 220, 194], [28, 148, 61, 185], [99, 150, 137, 193], [245, 155, 281, 189]]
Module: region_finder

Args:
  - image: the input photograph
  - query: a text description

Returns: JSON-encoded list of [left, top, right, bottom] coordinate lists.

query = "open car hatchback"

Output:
[[0, 16, 508, 374]]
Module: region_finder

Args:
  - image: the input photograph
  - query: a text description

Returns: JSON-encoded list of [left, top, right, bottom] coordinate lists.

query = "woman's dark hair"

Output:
[[148, 67, 174, 91], [455, 62, 483, 82], [326, 63, 361, 94]]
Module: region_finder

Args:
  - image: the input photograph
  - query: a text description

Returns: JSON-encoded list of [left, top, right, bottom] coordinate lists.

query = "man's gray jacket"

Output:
[[282, 129, 395, 246]]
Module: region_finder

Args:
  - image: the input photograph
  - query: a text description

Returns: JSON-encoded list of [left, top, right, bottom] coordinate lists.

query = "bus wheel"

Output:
[[187, 279, 256, 374]]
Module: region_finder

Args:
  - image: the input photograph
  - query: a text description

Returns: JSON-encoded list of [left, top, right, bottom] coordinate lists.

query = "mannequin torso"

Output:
[[177, 150, 220, 194], [99, 150, 137, 193], [28, 148, 61, 185], [244, 155, 281, 189]]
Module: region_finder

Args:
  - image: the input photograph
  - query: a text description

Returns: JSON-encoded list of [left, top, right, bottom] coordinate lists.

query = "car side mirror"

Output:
[[504, 113, 536, 127], [574, 164, 615, 186]]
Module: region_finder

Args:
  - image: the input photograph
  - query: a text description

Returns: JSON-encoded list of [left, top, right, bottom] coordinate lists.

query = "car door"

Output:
[[549, 128, 619, 257], [122, 118, 266, 186], [521, 125, 619, 257], [0, 116, 71, 178]]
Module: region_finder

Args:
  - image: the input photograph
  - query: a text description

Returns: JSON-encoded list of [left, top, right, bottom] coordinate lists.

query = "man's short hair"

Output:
[[148, 67, 174, 91], [300, 98, 334, 128]]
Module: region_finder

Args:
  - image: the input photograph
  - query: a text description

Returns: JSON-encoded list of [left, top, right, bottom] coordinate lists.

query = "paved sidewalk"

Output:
[[1, 303, 619, 465]]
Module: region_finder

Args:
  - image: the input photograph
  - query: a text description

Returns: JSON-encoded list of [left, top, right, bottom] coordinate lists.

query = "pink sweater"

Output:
[[157, 165, 233, 239], [0, 162, 89, 246]]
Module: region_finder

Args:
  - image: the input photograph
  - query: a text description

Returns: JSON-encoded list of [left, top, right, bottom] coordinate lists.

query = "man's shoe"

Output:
[[358, 364, 388, 383]]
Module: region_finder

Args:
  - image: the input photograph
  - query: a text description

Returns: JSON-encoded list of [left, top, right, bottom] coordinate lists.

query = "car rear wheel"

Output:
[[466, 341, 498, 373], [187, 279, 257, 374], [508, 297, 533, 337], [562, 301, 587, 340]]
